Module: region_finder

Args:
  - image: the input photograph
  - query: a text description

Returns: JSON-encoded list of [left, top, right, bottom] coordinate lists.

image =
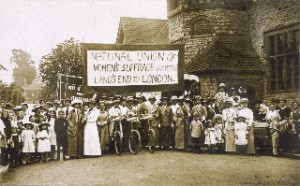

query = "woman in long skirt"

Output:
[[97, 101, 109, 152], [83, 100, 101, 157], [238, 98, 255, 155], [222, 99, 237, 153], [174, 97, 187, 150], [67, 100, 83, 158]]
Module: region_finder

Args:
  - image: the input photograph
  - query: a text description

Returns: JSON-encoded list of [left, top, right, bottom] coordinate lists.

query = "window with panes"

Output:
[[266, 24, 299, 91]]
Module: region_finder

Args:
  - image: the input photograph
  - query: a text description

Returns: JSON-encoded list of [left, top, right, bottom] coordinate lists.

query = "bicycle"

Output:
[[112, 117, 123, 155], [127, 116, 141, 154], [141, 114, 156, 153]]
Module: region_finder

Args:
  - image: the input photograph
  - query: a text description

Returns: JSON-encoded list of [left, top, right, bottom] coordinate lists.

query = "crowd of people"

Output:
[[0, 83, 299, 170]]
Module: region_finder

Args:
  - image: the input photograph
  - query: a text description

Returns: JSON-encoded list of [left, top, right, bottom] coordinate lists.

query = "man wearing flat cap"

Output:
[[158, 97, 173, 149], [191, 96, 207, 123]]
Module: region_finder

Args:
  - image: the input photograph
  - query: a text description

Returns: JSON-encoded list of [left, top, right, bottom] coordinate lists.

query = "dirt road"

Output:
[[1, 151, 300, 185]]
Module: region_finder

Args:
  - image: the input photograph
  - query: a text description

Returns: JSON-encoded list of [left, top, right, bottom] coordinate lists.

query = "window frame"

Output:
[[264, 23, 300, 93]]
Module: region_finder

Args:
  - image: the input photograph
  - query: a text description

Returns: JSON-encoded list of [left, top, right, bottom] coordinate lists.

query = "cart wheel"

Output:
[[114, 131, 122, 155], [129, 130, 141, 155], [148, 129, 156, 153]]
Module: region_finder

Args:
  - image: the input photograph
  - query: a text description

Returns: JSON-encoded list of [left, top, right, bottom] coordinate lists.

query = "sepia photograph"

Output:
[[0, 0, 299, 185]]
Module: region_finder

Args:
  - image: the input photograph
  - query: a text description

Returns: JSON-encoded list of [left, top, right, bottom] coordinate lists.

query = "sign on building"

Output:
[[57, 74, 90, 102], [81, 44, 184, 94]]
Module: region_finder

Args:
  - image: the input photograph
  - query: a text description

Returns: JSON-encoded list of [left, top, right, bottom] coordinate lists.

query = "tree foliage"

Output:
[[39, 38, 83, 100], [0, 83, 25, 105], [10, 49, 37, 87]]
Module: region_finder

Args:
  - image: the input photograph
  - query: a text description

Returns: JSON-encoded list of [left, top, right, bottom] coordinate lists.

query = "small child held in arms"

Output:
[[189, 113, 204, 153], [37, 123, 51, 162], [21, 121, 35, 164], [235, 114, 248, 155], [204, 120, 217, 153], [214, 114, 225, 153]]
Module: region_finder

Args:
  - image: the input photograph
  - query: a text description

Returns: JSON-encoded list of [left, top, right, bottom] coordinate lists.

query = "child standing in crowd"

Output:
[[266, 103, 281, 156], [54, 109, 68, 160], [214, 114, 224, 153], [37, 123, 51, 162], [48, 108, 57, 160], [7, 123, 20, 169], [204, 120, 217, 153], [235, 114, 248, 155], [21, 121, 35, 164], [189, 113, 204, 153]]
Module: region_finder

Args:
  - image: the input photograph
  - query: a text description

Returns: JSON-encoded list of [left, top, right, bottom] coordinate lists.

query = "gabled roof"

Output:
[[116, 17, 169, 44], [185, 35, 264, 73]]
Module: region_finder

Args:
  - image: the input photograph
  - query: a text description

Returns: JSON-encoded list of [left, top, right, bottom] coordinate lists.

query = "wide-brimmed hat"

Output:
[[48, 108, 56, 112], [240, 98, 249, 103], [64, 98, 72, 103], [213, 114, 223, 123], [184, 97, 191, 102], [46, 102, 53, 107], [208, 97, 216, 102], [21, 103, 28, 108], [39, 99, 46, 104], [170, 96, 178, 101], [126, 96, 134, 102], [148, 95, 156, 101], [13, 106, 22, 112], [230, 87, 236, 91], [160, 97, 169, 101], [23, 117, 34, 127], [194, 95, 201, 101], [201, 98, 208, 103], [224, 98, 234, 104], [178, 96, 184, 100], [113, 99, 121, 104], [87, 99, 97, 104], [218, 83, 226, 87], [53, 100, 61, 105], [4, 103, 13, 110], [71, 99, 83, 106], [57, 108, 65, 113], [32, 105, 42, 112]]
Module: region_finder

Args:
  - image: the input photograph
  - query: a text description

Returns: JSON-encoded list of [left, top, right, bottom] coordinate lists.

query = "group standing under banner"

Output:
[[0, 83, 299, 170]]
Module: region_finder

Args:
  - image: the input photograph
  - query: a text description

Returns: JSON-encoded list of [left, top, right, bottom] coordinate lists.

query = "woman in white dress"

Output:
[[82, 100, 101, 157]]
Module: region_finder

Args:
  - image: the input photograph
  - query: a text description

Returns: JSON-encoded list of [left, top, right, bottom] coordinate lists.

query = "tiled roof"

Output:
[[185, 35, 264, 73], [116, 17, 169, 44]]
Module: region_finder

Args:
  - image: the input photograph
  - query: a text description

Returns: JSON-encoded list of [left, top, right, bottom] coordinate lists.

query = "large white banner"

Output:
[[87, 50, 179, 86]]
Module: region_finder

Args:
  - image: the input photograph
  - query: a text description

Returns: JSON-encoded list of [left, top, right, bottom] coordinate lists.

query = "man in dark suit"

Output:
[[158, 97, 173, 149]]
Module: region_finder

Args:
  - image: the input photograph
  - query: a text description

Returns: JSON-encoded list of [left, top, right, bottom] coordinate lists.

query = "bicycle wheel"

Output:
[[129, 130, 141, 155], [148, 129, 156, 153], [114, 131, 122, 155]]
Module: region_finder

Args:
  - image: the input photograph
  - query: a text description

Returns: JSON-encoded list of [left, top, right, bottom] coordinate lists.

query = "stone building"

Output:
[[116, 0, 300, 102]]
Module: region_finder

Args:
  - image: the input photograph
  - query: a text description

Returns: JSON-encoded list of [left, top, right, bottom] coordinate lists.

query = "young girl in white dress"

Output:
[[214, 114, 224, 153], [235, 114, 248, 155], [48, 109, 57, 160], [37, 123, 51, 162], [204, 120, 217, 153], [21, 122, 35, 164]]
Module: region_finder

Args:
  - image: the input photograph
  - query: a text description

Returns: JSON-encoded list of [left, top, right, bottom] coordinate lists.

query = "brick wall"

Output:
[[248, 0, 300, 102], [169, 8, 250, 64]]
